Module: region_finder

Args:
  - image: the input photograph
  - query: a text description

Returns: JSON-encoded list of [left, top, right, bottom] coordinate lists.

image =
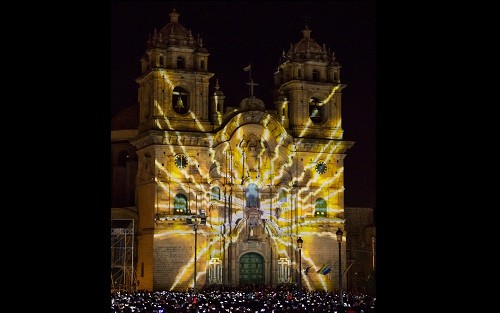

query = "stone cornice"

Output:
[[136, 68, 214, 82], [294, 138, 354, 153], [300, 216, 345, 227], [111, 129, 138, 142], [131, 130, 214, 149], [280, 80, 346, 91]]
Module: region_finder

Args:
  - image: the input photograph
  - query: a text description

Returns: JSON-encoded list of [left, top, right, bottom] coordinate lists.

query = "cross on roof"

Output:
[[247, 79, 258, 97]]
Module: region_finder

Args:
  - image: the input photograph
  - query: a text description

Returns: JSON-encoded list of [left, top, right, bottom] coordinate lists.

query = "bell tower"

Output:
[[131, 9, 216, 292], [136, 9, 214, 133], [274, 25, 345, 139], [122, 8, 355, 292]]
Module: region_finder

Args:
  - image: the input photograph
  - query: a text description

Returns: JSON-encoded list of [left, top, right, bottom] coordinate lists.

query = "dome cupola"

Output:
[[147, 9, 198, 49], [283, 26, 330, 63]]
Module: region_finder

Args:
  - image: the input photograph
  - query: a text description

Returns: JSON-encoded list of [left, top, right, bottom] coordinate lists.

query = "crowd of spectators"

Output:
[[111, 284, 376, 313]]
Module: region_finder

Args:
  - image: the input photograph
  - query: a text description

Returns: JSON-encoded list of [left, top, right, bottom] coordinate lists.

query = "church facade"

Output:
[[111, 9, 355, 292]]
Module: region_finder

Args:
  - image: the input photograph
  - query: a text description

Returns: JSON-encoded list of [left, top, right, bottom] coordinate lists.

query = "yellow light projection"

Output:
[[150, 71, 175, 130], [328, 118, 343, 138], [172, 232, 213, 290], [291, 231, 347, 291], [297, 85, 344, 139], [153, 228, 219, 291], [301, 254, 328, 291], [318, 85, 341, 106], [188, 110, 209, 132], [148, 99, 350, 291], [153, 71, 216, 133], [298, 117, 317, 138]]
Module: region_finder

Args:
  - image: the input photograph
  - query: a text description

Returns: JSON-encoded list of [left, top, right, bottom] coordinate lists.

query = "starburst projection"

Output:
[[139, 71, 349, 292]]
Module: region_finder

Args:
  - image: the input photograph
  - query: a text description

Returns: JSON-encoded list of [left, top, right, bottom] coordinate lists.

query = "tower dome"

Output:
[[148, 9, 197, 48], [291, 26, 323, 53], [284, 26, 329, 62]]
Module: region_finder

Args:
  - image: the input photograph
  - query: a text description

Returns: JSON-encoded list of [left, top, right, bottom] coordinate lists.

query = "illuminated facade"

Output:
[[111, 9, 354, 292]]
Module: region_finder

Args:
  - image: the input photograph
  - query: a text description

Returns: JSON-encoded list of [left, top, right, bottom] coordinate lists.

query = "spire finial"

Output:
[[169, 8, 179, 23], [302, 25, 311, 39]]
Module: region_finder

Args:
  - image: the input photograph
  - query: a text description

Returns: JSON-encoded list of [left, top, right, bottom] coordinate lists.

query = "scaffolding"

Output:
[[111, 219, 135, 292]]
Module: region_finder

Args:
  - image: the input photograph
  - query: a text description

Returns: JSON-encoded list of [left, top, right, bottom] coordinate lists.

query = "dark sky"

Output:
[[111, 1, 376, 209]]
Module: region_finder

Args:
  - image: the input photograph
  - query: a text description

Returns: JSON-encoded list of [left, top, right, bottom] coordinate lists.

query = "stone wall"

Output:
[[344, 207, 375, 293]]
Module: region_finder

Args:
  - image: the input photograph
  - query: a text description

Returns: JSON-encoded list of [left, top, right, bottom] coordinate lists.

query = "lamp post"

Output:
[[336, 228, 344, 306], [297, 236, 303, 292], [187, 212, 207, 292]]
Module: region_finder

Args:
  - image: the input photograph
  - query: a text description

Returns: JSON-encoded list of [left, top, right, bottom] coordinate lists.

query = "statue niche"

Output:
[[245, 183, 264, 239], [240, 133, 270, 180], [245, 207, 263, 239]]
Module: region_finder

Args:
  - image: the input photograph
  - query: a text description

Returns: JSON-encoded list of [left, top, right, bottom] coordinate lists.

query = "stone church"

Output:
[[111, 8, 356, 293]]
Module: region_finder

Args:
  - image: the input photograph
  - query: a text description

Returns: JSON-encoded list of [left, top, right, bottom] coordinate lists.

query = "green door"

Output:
[[239, 252, 264, 284]]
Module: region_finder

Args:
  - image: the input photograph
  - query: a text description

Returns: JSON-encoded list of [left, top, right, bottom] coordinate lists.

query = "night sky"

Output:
[[111, 1, 376, 210]]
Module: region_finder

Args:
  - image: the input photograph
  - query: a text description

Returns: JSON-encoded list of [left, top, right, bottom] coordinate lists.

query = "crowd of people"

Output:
[[111, 284, 376, 312]]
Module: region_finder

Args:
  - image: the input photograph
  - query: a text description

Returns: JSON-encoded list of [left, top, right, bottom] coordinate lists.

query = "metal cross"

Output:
[[247, 79, 258, 97]]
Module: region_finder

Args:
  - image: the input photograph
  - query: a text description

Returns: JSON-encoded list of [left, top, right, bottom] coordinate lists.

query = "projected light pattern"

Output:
[[120, 12, 358, 293], [153, 226, 224, 291], [155, 206, 346, 290], [319, 85, 342, 106], [171, 231, 213, 291], [301, 254, 329, 291], [141, 68, 350, 292]]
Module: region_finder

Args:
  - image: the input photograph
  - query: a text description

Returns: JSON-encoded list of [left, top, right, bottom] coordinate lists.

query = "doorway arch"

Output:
[[239, 252, 264, 285]]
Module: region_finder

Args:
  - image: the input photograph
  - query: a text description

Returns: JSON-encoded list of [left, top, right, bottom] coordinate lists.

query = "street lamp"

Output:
[[336, 228, 343, 306], [297, 236, 303, 292], [187, 212, 207, 292]]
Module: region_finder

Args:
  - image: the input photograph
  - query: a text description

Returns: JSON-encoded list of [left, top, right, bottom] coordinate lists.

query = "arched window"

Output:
[[200, 60, 206, 70], [246, 183, 260, 208], [174, 194, 188, 214], [312, 69, 320, 81], [177, 56, 185, 69], [297, 69, 302, 79], [309, 97, 322, 123], [314, 198, 327, 217], [211, 186, 221, 201], [172, 86, 189, 114], [159, 55, 164, 66]]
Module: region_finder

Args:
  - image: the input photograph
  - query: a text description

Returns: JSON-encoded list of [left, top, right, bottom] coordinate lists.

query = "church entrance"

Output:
[[239, 252, 264, 285]]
